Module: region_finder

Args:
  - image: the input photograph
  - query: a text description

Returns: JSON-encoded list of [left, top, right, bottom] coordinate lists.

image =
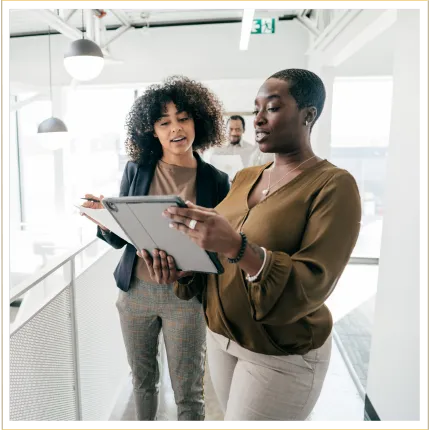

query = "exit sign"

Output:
[[252, 18, 276, 34]]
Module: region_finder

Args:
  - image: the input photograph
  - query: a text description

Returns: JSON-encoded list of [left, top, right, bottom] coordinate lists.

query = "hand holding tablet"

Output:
[[136, 249, 193, 285], [78, 195, 224, 274]]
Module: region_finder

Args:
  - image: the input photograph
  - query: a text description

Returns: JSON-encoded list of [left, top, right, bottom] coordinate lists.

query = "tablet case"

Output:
[[102, 195, 224, 274]]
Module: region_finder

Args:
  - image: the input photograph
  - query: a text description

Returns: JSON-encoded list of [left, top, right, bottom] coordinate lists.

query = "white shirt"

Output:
[[250, 146, 275, 166], [202, 138, 275, 175], [209, 138, 256, 167]]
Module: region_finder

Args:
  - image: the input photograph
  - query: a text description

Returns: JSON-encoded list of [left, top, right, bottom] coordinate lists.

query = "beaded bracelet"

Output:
[[227, 232, 247, 264]]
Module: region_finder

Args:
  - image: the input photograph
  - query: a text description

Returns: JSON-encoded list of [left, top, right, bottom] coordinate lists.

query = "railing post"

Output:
[[69, 257, 83, 420]]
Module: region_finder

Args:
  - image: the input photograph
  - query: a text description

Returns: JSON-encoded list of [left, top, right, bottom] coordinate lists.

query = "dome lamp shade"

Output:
[[64, 38, 104, 81], [37, 117, 68, 133], [37, 25, 68, 135]]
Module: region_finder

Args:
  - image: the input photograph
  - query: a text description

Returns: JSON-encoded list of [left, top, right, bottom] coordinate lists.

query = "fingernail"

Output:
[[167, 207, 175, 213], [153, 249, 158, 255], [185, 200, 191, 205], [169, 223, 174, 228], [161, 211, 167, 218]]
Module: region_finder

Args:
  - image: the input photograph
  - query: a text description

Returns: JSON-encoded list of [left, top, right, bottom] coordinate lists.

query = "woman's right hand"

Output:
[[81, 193, 109, 231], [82, 193, 104, 210]]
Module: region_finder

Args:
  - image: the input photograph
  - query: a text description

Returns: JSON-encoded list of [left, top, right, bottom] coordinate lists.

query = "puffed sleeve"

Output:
[[246, 171, 361, 324], [174, 273, 207, 301]]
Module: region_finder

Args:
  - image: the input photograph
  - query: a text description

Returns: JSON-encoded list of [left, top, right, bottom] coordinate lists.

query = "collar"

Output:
[[229, 137, 244, 148]]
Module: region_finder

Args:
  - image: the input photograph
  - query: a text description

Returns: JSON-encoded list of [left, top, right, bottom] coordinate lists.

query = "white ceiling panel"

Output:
[[9, 9, 298, 37]]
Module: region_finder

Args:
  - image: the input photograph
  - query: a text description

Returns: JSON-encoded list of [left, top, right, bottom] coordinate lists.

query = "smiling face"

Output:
[[253, 78, 316, 154], [228, 119, 244, 145], [153, 101, 196, 157]]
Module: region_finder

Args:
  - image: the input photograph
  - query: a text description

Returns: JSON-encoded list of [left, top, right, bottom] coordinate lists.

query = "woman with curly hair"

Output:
[[82, 76, 229, 421]]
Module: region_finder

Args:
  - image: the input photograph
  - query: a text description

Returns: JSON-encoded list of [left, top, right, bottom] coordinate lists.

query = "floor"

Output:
[[335, 297, 376, 388], [110, 333, 364, 421]]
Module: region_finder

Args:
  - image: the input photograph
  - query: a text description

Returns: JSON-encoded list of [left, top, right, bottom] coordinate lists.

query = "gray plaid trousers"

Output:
[[116, 276, 206, 420]]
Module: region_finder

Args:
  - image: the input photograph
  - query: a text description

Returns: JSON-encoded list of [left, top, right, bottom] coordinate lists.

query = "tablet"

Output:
[[102, 195, 224, 274]]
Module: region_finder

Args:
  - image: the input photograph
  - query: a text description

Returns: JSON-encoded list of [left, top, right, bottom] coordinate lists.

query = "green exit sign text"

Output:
[[252, 18, 276, 34]]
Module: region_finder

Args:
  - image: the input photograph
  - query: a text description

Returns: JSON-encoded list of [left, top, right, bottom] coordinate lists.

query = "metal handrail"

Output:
[[349, 257, 379, 265], [10, 238, 378, 304], [10, 237, 99, 303], [332, 329, 366, 400]]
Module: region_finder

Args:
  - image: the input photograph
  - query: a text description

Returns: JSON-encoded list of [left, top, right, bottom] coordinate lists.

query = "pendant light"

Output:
[[63, 9, 104, 81], [38, 26, 68, 134]]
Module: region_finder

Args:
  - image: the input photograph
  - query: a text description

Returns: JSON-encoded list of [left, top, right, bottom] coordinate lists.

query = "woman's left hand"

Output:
[[163, 202, 242, 259], [137, 249, 192, 284]]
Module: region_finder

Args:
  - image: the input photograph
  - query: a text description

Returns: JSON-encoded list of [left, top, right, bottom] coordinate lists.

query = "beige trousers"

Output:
[[207, 329, 332, 421]]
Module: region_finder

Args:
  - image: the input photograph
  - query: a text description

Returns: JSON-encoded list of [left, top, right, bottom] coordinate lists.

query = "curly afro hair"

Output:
[[125, 76, 225, 165]]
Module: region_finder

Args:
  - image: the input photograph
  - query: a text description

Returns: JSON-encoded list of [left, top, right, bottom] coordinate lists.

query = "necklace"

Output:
[[262, 155, 317, 196]]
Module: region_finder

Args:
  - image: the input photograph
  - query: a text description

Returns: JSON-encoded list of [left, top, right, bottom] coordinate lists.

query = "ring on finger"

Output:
[[189, 219, 198, 230]]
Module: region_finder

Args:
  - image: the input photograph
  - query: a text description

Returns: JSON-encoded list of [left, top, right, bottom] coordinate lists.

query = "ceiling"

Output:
[[9, 9, 299, 37]]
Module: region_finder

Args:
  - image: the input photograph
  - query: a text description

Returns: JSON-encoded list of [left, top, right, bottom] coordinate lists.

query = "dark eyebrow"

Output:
[[254, 94, 281, 104]]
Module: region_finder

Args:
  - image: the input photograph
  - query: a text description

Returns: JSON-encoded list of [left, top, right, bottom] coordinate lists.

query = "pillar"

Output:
[[366, 9, 425, 425]]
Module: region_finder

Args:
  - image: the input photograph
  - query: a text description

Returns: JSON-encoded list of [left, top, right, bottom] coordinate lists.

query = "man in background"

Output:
[[211, 115, 255, 166], [206, 116, 274, 176]]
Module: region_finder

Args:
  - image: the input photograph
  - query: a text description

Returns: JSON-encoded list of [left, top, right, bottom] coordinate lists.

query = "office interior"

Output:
[[7, 5, 424, 425]]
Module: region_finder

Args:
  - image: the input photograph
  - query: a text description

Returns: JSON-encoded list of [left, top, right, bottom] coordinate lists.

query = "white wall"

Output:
[[10, 20, 309, 89], [336, 24, 394, 77], [366, 10, 420, 420]]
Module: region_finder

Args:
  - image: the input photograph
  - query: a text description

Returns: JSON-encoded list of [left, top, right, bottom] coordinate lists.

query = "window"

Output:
[[330, 77, 393, 258], [11, 100, 59, 285], [63, 87, 135, 207], [10, 106, 21, 232], [329, 76, 393, 390], [16, 100, 54, 227], [10, 88, 135, 287]]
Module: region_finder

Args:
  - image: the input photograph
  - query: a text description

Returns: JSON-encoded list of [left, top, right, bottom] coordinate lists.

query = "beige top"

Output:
[[134, 160, 197, 282]]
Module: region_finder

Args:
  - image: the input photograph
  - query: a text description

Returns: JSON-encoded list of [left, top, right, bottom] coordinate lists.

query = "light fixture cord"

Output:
[[82, 9, 85, 39], [48, 26, 53, 116]]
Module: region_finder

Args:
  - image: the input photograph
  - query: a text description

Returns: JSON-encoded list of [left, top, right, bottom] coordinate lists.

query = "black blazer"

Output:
[[97, 152, 230, 292]]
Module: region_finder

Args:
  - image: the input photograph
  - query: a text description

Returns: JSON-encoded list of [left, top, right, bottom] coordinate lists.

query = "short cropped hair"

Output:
[[269, 68, 326, 125]]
